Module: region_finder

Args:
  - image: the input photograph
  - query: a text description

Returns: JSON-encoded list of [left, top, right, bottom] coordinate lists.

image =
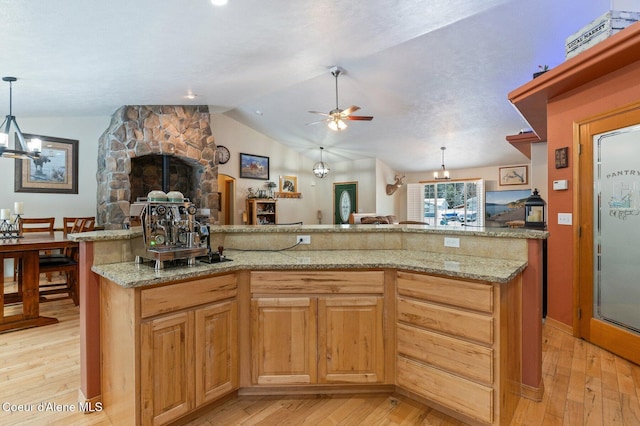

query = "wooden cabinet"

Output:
[[250, 271, 385, 386], [395, 271, 521, 426], [101, 274, 238, 426], [251, 297, 317, 385], [246, 198, 277, 225], [141, 311, 194, 425]]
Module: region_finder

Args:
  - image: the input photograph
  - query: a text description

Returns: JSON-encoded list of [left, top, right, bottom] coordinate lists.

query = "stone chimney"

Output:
[[96, 105, 218, 229]]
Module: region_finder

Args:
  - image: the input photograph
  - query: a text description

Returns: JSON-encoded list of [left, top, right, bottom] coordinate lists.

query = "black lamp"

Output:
[[524, 188, 546, 229], [0, 77, 41, 159]]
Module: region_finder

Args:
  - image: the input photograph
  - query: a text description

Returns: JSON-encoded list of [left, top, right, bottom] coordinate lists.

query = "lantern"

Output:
[[524, 188, 546, 229]]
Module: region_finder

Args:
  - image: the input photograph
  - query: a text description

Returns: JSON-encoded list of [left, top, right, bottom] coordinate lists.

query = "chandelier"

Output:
[[312, 147, 330, 178], [0, 77, 41, 159], [433, 146, 450, 180]]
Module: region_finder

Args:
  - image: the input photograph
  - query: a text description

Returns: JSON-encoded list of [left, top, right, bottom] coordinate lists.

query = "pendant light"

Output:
[[0, 77, 41, 159], [312, 146, 330, 178], [433, 146, 450, 180]]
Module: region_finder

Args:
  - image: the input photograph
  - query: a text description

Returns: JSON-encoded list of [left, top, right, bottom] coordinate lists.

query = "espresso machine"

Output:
[[134, 193, 210, 269]]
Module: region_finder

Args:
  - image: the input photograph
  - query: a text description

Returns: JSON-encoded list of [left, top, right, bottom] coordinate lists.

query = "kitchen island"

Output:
[[72, 224, 547, 425]]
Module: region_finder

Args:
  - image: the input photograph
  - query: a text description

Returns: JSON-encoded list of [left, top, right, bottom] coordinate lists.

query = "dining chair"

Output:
[[11, 217, 56, 294], [19, 217, 55, 234], [38, 217, 95, 305], [62, 216, 96, 234]]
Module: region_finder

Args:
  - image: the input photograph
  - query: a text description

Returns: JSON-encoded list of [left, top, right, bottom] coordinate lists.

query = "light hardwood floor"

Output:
[[1, 296, 639, 425]]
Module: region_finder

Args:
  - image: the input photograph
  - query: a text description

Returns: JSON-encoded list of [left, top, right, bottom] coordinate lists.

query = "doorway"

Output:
[[577, 103, 640, 364], [217, 174, 236, 225]]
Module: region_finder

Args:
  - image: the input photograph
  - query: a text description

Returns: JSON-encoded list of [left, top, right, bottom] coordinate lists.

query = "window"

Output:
[[407, 179, 484, 228]]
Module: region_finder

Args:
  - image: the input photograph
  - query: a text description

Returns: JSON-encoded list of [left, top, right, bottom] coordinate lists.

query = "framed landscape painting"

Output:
[[240, 153, 269, 180], [14, 134, 79, 194]]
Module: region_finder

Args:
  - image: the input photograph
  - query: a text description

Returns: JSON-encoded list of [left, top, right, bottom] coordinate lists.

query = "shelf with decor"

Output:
[[246, 199, 277, 225]]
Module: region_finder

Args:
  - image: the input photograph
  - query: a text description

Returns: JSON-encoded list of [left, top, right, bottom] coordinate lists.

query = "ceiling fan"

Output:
[[307, 66, 373, 131]]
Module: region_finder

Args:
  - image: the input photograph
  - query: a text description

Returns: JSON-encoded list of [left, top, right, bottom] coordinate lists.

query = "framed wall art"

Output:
[[279, 175, 297, 193], [499, 165, 528, 186], [14, 134, 79, 194], [239, 153, 269, 180], [555, 147, 569, 169]]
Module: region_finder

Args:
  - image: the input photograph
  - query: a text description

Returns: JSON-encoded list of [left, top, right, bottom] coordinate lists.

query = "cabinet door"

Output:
[[194, 300, 238, 407], [318, 296, 384, 384], [141, 311, 194, 426], [251, 297, 317, 385]]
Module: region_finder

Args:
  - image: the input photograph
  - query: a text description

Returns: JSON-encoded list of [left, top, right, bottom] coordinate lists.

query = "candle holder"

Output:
[[0, 214, 23, 239]]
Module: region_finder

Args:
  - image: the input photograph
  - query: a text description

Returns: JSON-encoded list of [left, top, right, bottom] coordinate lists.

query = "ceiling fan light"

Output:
[[328, 119, 347, 131], [0, 132, 8, 149]]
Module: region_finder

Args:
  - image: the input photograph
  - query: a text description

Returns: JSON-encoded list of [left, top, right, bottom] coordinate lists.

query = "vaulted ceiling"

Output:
[[0, 0, 612, 172]]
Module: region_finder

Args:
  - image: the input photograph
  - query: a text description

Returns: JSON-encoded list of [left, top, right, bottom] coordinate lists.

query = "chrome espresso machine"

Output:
[[133, 191, 210, 269]]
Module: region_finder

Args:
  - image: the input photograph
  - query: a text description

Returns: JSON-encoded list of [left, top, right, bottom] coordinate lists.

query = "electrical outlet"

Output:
[[297, 235, 311, 244], [444, 237, 460, 248]]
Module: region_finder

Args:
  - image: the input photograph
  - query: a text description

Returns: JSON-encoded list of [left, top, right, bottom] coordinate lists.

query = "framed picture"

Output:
[[333, 181, 358, 224], [240, 153, 269, 180], [555, 147, 569, 169], [279, 175, 297, 193], [14, 134, 79, 194], [499, 165, 528, 186]]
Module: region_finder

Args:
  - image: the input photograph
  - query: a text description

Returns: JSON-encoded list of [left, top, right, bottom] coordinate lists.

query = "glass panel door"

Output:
[[594, 125, 640, 334]]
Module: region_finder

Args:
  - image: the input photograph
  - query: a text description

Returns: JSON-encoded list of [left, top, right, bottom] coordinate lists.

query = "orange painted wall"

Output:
[[546, 60, 640, 326]]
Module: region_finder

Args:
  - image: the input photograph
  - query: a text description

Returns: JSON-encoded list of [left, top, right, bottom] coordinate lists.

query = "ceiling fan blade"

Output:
[[346, 115, 374, 121], [306, 119, 330, 125], [308, 110, 331, 116], [340, 105, 360, 116]]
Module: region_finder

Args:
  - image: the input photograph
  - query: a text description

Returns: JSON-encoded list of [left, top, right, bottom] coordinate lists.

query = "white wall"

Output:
[[0, 115, 110, 228], [211, 113, 319, 225]]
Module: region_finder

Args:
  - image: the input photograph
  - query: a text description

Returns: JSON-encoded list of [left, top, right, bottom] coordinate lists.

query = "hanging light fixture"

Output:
[[312, 146, 330, 178], [433, 146, 450, 180], [0, 77, 41, 159], [328, 116, 347, 131]]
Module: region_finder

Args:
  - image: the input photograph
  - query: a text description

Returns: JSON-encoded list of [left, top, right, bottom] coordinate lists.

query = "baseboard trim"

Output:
[[78, 389, 103, 414], [521, 379, 545, 402]]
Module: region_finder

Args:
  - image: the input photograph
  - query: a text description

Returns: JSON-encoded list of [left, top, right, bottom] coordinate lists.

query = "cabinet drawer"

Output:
[[397, 355, 493, 424], [397, 296, 493, 345], [251, 271, 384, 294], [141, 274, 237, 318], [397, 323, 493, 385], [397, 271, 493, 313]]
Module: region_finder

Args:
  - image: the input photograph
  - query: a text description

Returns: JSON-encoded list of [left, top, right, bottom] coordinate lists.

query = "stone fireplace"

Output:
[[97, 105, 218, 229]]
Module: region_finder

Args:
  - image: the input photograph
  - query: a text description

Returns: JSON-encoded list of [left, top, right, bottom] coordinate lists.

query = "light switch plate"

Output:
[[558, 213, 572, 225]]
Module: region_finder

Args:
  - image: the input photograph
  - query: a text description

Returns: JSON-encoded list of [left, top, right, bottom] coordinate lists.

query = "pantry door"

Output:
[[577, 104, 640, 364]]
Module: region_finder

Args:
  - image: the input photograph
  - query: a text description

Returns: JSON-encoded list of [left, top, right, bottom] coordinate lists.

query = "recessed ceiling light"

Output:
[[255, 110, 263, 116], [185, 91, 197, 100], [210, 0, 228, 6]]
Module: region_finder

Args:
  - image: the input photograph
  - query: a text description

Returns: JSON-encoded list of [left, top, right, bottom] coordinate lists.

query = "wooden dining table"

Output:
[[0, 231, 78, 333]]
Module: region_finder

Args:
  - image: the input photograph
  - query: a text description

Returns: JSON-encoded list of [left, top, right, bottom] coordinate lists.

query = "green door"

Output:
[[333, 182, 357, 224]]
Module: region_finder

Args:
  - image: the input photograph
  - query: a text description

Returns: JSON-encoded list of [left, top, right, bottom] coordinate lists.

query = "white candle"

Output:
[[14, 201, 24, 215], [0, 209, 10, 220]]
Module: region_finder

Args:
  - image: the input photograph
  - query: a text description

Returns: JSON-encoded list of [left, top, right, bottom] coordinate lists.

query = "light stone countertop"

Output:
[[91, 249, 527, 288], [70, 224, 548, 242]]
